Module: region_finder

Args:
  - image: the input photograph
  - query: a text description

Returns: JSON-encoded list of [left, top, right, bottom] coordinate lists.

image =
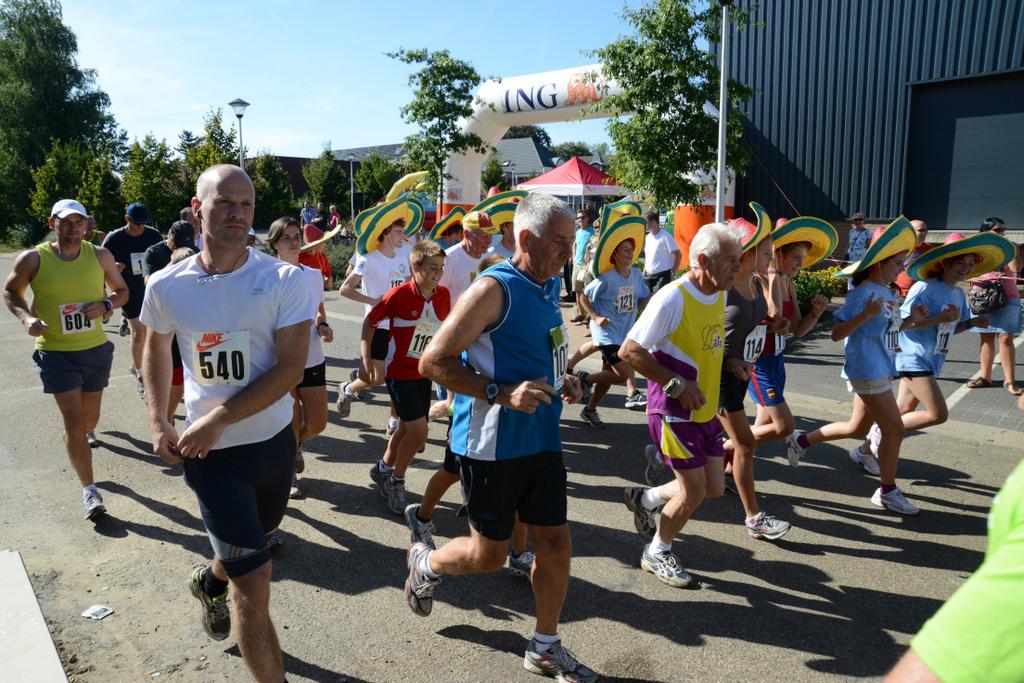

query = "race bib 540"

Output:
[[191, 331, 251, 386]]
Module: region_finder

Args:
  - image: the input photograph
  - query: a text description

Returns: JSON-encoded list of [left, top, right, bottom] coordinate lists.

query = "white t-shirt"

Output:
[[301, 265, 325, 368], [354, 248, 411, 319], [439, 243, 482, 302], [140, 248, 312, 449], [643, 229, 679, 276]]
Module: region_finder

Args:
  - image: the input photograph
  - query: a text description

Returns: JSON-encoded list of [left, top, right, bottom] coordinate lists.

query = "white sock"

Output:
[[648, 536, 672, 554], [417, 549, 439, 579], [83, 484, 98, 495], [376, 459, 393, 473], [531, 631, 560, 652], [640, 487, 665, 511], [344, 386, 357, 398]]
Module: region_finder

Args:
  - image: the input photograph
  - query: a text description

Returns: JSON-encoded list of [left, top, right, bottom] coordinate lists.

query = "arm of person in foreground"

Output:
[[3, 250, 43, 334], [176, 320, 311, 458], [143, 329, 180, 464]]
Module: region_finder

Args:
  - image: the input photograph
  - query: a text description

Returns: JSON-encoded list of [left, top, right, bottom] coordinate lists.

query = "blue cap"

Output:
[[125, 203, 150, 225]]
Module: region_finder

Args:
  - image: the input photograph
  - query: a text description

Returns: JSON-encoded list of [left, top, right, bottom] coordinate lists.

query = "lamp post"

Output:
[[502, 160, 517, 187], [347, 153, 356, 222], [228, 98, 249, 170], [714, 1, 731, 223]]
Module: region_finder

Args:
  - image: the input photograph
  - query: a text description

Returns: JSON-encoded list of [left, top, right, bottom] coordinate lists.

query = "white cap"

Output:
[[50, 199, 89, 219]]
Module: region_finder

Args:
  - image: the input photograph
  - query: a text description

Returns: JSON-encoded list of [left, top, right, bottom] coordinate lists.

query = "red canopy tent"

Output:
[[516, 157, 625, 197]]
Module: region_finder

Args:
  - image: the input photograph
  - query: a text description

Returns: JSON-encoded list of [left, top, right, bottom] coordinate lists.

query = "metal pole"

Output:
[[237, 115, 245, 171], [715, 1, 730, 223], [348, 158, 355, 222]]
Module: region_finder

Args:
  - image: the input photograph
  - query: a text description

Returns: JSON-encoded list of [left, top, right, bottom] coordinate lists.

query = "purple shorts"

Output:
[[647, 414, 724, 470]]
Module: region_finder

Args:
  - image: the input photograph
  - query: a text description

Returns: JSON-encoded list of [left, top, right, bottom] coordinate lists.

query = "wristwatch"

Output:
[[663, 376, 685, 399], [485, 382, 500, 405], [102, 298, 113, 312]]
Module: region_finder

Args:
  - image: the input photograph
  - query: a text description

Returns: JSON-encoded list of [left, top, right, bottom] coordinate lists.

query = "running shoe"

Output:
[[579, 407, 605, 429], [507, 550, 535, 579], [867, 423, 881, 457], [745, 511, 792, 540], [642, 443, 666, 486], [384, 475, 407, 515], [134, 373, 146, 401], [266, 534, 283, 554], [574, 370, 592, 402], [82, 488, 106, 520], [86, 431, 99, 448], [524, 641, 598, 683], [188, 566, 231, 640], [623, 487, 657, 540], [349, 368, 366, 399], [639, 547, 693, 588], [785, 432, 805, 467], [849, 445, 881, 475], [294, 445, 305, 474], [624, 391, 647, 410], [405, 541, 440, 617], [386, 419, 399, 438], [369, 463, 391, 496], [288, 473, 302, 499], [336, 383, 353, 418], [404, 503, 436, 549], [119, 318, 129, 337], [871, 487, 920, 515]]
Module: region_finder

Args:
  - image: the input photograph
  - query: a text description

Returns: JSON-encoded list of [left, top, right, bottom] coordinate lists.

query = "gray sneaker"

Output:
[[640, 547, 693, 588], [404, 503, 436, 548], [86, 431, 99, 448], [745, 511, 791, 540], [119, 319, 130, 337], [623, 487, 657, 540], [336, 383, 353, 418], [134, 373, 146, 401], [188, 566, 231, 640], [580, 407, 605, 429], [348, 368, 367, 399], [507, 550, 534, 579], [849, 445, 880, 475], [384, 475, 407, 515], [369, 463, 391, 496], [624, 390, 647, 410], [524, 640, 598, 683], [785, 432, 805, 467], [574, 370, 592, 402], [405, 541, 440, 617], [642, 443, 666, 486], [82, 488, 106, 520]]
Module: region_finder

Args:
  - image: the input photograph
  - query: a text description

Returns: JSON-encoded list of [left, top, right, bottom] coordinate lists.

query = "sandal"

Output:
[[1004, 382, 1024, 396], [966, 377, 993, 389]]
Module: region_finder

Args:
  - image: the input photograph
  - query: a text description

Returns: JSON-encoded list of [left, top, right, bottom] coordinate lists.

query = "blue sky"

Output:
[[63, 0, 642, 157]]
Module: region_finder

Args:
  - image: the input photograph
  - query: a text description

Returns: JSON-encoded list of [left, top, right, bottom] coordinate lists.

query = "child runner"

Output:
[[298, 223, 335, 289], [852, 231, 1015, 462], [787, 217, 927, 515]]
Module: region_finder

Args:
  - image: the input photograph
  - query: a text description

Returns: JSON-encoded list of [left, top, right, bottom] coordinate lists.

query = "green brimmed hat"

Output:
[[471, 190, 526, 231], [729, 202, 772, 253], [405, 199, 424, 237], [837, 216, 916, 277], [770, 216, 839, 268], [591, 215, 646, 277], [599, 199, 641, 234], [356, 197, 413, 255], [905, 231, 1016, 282], [429, 207, 465, 241]]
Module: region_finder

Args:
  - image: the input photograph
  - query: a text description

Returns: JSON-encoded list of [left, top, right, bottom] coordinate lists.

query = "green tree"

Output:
[[76, 153, 122, 231], [27, 140, 121, 239], [388, 48, 485, 197], [589, 0, 755, 208], [121, 135, 184, 229], [177, 130, 202, 158], [504, 125, 552, 148], [182, 109, 238, 195], [0, 0, 118, 230], [301, 149, 348, 209], [551, 141, 592, 160], [354, 151, 402, 207], [591, 142, 611, 157], [249, 153, 294, 229], [480, 151, 505, 191]]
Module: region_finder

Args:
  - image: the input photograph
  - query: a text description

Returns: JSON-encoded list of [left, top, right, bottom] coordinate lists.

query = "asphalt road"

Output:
[[0, 250, 1021, 682]]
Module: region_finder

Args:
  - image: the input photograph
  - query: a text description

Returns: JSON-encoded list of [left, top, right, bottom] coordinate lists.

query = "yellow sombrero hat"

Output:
[[837, 216, 916, 277], [385, 171, 429, 202], [481, 202, 518, 231], [405, 199, 424, 237], [353, 204, 383, 237], [356, 197, 413, 255], [905, 232, 1016, 282], [591, 215, 646, 277], [599, 199, 641, 234], [770, 216, 839, 268], [471, 189, 526, 214], [429, 207, 465, 241]]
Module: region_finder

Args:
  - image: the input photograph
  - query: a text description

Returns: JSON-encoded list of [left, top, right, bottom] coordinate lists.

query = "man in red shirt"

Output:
[[363, 239, 450, 515], [895, 220, 932, 297]]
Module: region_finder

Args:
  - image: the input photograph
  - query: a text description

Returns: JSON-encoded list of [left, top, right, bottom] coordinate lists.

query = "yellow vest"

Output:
[[32, 241, 108, 351]]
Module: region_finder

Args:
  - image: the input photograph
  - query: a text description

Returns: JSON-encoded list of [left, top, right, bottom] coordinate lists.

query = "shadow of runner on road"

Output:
[[224, 643, 375, 683]]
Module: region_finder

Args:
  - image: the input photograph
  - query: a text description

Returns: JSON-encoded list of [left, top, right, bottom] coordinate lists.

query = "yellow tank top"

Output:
[[32, 241, 108, 351]]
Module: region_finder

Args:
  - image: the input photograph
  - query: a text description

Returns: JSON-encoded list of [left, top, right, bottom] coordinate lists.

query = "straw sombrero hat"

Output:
[[385, 171, 429, 202], [905, 231, 1016, 282], [405, 199, 424, 237], [730, 202, 772, 253], [599, 199, 641, 235], [429, 207, 465, 241], [356, 197, 413, 255], [472, 190, 526, 231], [299, 223, 341, 252], [591, 215, 646, 277], [770, 216, 839, 268], [353, 204, 383, 237], [837, 216, 916, 277]]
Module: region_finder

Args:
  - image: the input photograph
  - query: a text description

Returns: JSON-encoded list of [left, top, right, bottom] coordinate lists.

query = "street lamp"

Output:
[[714, 1, 731, 223], [228, 98, 250, 170], [502, 160, 517, 187], [347, 153, 356, 222]]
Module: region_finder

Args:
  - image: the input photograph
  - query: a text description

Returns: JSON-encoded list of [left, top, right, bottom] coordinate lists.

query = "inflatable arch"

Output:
[[441, 64, 735, 261]]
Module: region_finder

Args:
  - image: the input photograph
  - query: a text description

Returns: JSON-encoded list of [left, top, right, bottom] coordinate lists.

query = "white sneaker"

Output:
[[785, 432, 805, 467], [867, 424, 881, 456], [871, 487, 920, 515], [849, 446, 880, 475]]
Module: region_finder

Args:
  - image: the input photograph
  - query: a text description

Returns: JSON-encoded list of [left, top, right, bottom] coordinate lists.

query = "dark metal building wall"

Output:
[[728, 0, 1024, 221]]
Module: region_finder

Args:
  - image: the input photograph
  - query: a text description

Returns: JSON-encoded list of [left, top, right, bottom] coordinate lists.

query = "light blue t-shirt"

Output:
[[487, 241, 515, 260], [833, 280, 900, 381], [575, 226, 595, 265], [896, 279, 968, 375], [583, 267, 650, 347]]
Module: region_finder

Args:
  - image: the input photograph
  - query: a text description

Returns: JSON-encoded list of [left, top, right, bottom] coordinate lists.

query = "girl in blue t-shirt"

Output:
[[787, 219, 927, 516], [854, 231, 1013, 462]]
